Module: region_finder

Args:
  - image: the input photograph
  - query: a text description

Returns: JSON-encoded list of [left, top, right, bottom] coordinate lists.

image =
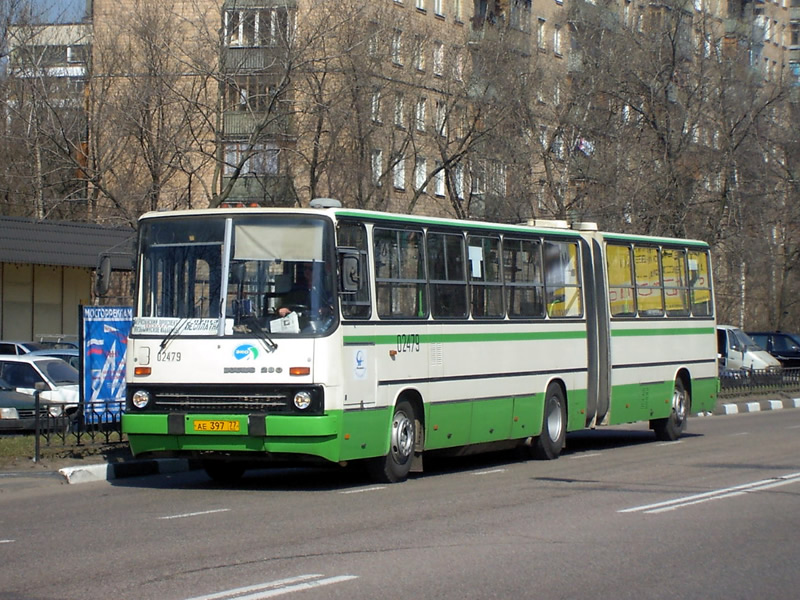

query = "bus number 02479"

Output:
[[397, 334, 420, 352]]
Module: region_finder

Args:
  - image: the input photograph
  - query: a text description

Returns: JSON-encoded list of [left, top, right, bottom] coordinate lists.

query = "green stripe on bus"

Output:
[[344, 330, 587, 345], [611, 327, 715, 337]]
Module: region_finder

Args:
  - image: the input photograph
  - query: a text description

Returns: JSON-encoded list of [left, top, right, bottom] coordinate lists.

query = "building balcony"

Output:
[[221, 173, 296, 207], [222, 111, 291, 137]]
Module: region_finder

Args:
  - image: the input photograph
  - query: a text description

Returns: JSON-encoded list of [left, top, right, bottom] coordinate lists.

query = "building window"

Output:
[[537, 18, 546, 50], [416, 97, 427, 131], [454, 0, 462, 21], [393, 155, 406, 190], [415, 157, 427, 191], [414, 36, 425, 70], [392, 30, 403, 65], [224, 142, 279, 176], [372, 149, 383, 185], [416, 0, 426, 10], [435, 100, 447, 136], [394, 93, 405, 128], [434, 0, 444, 16], [433, 41, 444, 76], [454, 163, 464, 199], [553, 26, 561, 56], [453, 48, 463, 80], [371, 90, 382, 123], [225, 8, 289, 48], [224, 76, 275, 112], [434, 161, 446, 196]]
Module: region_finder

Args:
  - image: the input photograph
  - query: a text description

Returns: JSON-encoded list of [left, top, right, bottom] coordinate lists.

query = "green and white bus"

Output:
[[122, 200, 717, 483]]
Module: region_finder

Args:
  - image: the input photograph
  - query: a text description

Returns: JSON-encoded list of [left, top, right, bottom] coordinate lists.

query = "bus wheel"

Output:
[[202, 460, 246, 484], [532, 384, 567, 460], [653, 378, 689, 441], [367, 400, 417, 483]]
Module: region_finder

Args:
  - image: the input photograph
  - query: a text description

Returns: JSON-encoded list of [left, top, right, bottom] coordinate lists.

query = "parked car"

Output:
[[0, 355, 79, 416], [0, 376, 46, 431], [0, 340, 49, 355], [27, 348, 80, 370], [716, 325, 782, 372], [746, 331, 800, 369]]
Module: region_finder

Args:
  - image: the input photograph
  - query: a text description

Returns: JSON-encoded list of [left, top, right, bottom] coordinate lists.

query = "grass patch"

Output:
[[0, 433, 130, 466]]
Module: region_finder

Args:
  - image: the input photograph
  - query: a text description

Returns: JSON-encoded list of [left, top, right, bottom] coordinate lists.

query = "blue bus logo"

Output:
[[234, 345, 259, 360]]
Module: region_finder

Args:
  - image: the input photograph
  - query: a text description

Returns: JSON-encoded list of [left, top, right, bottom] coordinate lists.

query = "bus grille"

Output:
[[153, 392, 293, 413]]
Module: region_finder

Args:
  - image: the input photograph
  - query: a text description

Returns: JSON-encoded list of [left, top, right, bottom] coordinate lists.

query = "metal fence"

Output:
[[719, 368, 800, 397], [29, 398, 126, 462]]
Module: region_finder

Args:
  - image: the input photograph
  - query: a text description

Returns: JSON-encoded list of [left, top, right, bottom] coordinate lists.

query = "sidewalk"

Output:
[[8, 391, 800, 485]]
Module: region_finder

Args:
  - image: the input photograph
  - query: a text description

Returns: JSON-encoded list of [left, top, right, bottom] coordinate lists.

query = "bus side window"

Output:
[[544, 240, 582, 318], [427, 231, 467, 318], [503, 237, 544, 318], [607, 243, 635, 317], [374, 227, 427, 319], [337, 221, 371, 319]]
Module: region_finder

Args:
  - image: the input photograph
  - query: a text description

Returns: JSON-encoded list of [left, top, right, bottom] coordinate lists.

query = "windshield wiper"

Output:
[[248, 318, 278, 352], [160, 318, 188, 351]]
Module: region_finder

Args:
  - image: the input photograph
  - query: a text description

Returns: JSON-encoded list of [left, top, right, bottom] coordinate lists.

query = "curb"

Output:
[[58, 458, 192, 484], [714, 396, 800, 416]]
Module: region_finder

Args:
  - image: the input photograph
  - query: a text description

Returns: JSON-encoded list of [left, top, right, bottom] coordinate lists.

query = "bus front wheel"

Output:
[[532, 384, 567, 460], [653, 378, 689, 441], [367, 400, 417, 483]]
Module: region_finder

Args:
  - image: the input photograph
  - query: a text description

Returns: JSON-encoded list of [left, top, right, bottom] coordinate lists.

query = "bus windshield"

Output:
[[135, 214, 337, 336]]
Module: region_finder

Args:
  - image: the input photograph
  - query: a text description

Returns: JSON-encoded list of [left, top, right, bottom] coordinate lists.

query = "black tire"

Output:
[[653, 378, 689, 441], [202, 460, 246, 484], [367, 400, 417, 483], [532, 384, 567, 460]]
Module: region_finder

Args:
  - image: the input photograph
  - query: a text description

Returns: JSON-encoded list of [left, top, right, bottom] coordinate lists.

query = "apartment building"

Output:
[[7, 0, 796, 223]]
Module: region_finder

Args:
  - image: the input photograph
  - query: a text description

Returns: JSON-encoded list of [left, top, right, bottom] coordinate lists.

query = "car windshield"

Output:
[[134, 214, 337, 337], [37, 359, 79, 385]]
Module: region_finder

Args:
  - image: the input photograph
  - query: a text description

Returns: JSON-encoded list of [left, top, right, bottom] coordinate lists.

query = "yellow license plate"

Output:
[[193, 419, 241, 432]]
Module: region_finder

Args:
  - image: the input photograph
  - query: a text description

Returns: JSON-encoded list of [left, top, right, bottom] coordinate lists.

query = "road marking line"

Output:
[[158, 508, 230, 520], [184, 574, 358, 600], [730, 432, 751, 436], [568, 452, 602, 460], [619, 472, 800, 514], [340, 486, 386, 494], [0, 539, 15, 544], [655, 441, 682, 447], [473, 468, 506, 475]]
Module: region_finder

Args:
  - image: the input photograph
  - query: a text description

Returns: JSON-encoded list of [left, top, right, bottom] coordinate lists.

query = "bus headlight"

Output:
[[293, 390, 312, 410], [131, 390, 151, 409]]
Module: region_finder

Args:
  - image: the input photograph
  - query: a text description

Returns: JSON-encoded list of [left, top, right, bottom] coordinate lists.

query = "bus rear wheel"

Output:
[[653, 378, 689, 441], [202, 460, 246, 484], [367, 400, 417, 483], [532, 384, 567, 460]]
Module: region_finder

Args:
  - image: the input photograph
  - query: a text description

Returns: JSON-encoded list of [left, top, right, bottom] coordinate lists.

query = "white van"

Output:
[[716, 325, 782, 372]]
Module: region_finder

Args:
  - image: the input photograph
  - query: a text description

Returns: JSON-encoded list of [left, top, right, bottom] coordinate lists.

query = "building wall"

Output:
[[0, 263, 91, 340]]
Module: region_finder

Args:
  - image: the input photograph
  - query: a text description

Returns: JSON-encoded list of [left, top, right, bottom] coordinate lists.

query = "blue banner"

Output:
[[81, 306, 133, 422]]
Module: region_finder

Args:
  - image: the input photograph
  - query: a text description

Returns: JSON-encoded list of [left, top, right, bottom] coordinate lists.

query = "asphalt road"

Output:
[[1, 409, 799, 600]]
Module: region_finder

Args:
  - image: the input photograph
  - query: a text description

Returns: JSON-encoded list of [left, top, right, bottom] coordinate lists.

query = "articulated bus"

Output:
[[122, 200, 718, 483]]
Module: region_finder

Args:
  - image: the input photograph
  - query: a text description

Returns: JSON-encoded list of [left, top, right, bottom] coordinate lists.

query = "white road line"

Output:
[[730, 432, 751, 436], [619, 472, 800, 515], [340, 486, 386, 494], [0, 539, 15, 544], [158, 508, 230, 520], [655, 440, 682, 447], [184, 574, 358, 600], [473, 468, 506, 475], [568, 452, 602, 460]]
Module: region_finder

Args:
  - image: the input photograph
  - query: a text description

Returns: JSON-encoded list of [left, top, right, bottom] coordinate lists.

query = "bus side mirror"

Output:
[[340, 254, 361, 293], [95, 255, 112, 296]]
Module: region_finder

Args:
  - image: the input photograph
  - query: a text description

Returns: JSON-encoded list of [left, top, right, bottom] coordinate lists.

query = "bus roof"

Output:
[[138, 206, 709, 247]]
